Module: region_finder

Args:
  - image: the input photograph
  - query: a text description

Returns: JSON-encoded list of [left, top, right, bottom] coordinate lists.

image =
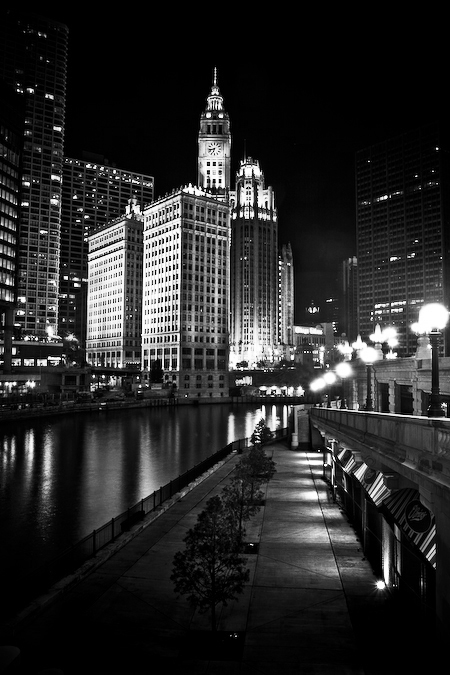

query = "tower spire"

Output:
[[198, 69, 231, 197], [206, 68, 223, 111]]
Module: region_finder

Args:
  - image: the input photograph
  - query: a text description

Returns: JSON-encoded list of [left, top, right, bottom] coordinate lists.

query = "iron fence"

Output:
[[13, 428, 288, 612]]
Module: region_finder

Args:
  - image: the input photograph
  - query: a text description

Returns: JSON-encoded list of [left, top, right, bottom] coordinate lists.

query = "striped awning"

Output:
[[353, 463, 393, 506], [337, 448, 359, 473], [382, 488, 436, 568]]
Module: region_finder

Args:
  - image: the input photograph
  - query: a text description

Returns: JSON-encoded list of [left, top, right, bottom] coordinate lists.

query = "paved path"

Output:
[[1, 443, 443, 674]]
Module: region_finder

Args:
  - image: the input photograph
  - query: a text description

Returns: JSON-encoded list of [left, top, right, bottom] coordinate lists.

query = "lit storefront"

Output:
[[323, 442, 436, 620]]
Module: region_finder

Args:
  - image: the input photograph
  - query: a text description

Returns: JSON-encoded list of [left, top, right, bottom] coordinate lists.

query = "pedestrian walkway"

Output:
[[0, 443, 443, 674]]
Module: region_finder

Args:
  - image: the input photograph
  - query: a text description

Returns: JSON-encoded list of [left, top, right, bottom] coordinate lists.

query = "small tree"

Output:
[[234, 441, 276, 502], [221, 477, 263, 540], [171, 495, 249, 632], [250, 418, 274, 447]]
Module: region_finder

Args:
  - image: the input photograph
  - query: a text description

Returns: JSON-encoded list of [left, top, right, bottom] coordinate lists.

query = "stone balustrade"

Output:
[[309, 407, 450, 490]]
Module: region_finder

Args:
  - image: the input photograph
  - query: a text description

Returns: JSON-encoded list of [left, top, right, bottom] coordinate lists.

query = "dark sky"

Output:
[[50, 10, 449, 323]]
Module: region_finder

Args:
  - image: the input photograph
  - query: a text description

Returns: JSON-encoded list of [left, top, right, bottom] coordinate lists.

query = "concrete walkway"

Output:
[[1, 443, 443, 674]]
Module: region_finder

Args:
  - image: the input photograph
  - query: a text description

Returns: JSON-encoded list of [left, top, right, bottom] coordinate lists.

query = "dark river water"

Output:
[[0, 402, 291, 580]]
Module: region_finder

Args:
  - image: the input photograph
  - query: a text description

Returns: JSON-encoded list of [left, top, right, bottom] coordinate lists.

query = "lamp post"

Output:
[[351, 335, 367, 358], [360, 346, 379, 411], [370, 324, 398, 359], [323, 371, 337, 408], [337, 340, 353, 361], [383, 327, 398, 359], [310, 376, 326, 406], [418, 303, 449, 417], [369, 324, 385, 360], [335, 361, 352, 409]]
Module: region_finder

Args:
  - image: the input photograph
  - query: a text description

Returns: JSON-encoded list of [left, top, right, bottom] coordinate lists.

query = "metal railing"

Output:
[[12, 427, 288, 612]]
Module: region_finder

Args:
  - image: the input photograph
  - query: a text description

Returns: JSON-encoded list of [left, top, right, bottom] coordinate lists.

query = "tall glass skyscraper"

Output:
[[0, 10, 69, 338], [0, 81, 23, 372], [356, 123, 450, 356], [61, 155, 154, 344]]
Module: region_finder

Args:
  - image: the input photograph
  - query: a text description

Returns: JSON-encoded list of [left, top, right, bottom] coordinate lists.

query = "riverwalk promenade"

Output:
[[0, 442, 444, 674]]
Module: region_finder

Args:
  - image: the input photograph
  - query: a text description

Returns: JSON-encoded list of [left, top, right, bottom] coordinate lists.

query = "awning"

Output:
[[337, 448, 359, 473], [381, 488, 436, 568], [353, 462, 393, 506]]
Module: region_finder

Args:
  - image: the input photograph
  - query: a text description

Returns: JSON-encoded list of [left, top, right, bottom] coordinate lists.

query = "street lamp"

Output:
[[384, 328, 398, 359], [310, 376, 326, 405], [335, 361, 353, 409], [323, 371, 337, 408], [337, 340, 353, 361], [360, 346, 379, 411], [417, 303, 449, 417], [351, 335, 367, 358], [370, 324, 398, 359], [370, 324, 385, 359]]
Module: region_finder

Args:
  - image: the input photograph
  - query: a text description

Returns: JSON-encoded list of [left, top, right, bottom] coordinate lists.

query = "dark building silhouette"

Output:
[[356, 123, 450, 356]]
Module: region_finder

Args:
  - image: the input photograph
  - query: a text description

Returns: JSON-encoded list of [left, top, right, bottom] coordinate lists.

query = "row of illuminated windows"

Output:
[[144, 335, 227, 345]]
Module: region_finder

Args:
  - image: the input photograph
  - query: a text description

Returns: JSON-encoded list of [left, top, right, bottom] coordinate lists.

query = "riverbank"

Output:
[[1, 402, 293, 612], [0, 394, 305, 422], [4, 442, 441, 675]]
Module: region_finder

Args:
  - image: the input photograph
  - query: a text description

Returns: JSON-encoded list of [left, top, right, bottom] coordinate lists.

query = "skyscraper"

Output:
[[61, 155, 154, 344], [0, 81, 23, 373], [0, 10, 69, 338], [140, 71, 233, 398], [229, 158, 278, 367], [86, 199, 143, 369], [356, 123, 450, 356], [141, 186, 230, 397]]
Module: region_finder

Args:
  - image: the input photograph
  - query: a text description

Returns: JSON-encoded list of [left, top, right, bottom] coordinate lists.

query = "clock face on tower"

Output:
[[207, 141, 222, 156]]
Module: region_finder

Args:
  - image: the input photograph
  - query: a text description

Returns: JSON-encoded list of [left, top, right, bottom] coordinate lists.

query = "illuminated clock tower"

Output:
[[198, 68, 231, 198]]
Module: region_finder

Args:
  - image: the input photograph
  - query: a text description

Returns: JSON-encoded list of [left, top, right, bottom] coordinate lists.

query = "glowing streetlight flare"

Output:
[[351, 335, 367, 354], [416, 303, 449, 417], [310, 377, 325, 392], [418, 303, 449, 332], [338, 340, 353, 360], [370, 323, 384, 343], [323, 372, 337, 385], [335, 361, 352, 379], [360, 346, 379, 365]]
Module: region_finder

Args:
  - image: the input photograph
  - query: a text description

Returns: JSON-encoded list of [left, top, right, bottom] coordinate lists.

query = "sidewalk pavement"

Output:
[[0, 443, 443, 675]]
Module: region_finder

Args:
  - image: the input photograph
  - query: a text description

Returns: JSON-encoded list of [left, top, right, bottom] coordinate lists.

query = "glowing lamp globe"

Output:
[[336, 362, 352, 379], [310, 378, 325, 392], [418, 303, 449, 333], [323, 372, 337, 385], [360, 346, 378, 365]]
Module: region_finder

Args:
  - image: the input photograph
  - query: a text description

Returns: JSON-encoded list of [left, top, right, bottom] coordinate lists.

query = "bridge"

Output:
[[306, 406, 450, 640]]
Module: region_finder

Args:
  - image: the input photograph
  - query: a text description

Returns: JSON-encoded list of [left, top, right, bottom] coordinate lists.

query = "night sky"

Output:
[[49, 10, 448, 323]]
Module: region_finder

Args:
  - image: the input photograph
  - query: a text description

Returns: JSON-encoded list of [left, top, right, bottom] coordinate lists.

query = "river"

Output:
[[0, 402, 291, 581]]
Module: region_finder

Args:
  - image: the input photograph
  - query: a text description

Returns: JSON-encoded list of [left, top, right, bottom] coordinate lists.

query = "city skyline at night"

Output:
[[50, 10, 448, 321], [3, 9, 449, 324]]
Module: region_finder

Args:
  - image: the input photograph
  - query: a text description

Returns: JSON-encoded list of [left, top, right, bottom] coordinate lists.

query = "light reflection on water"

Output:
[[0, 402, 290, 579]]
